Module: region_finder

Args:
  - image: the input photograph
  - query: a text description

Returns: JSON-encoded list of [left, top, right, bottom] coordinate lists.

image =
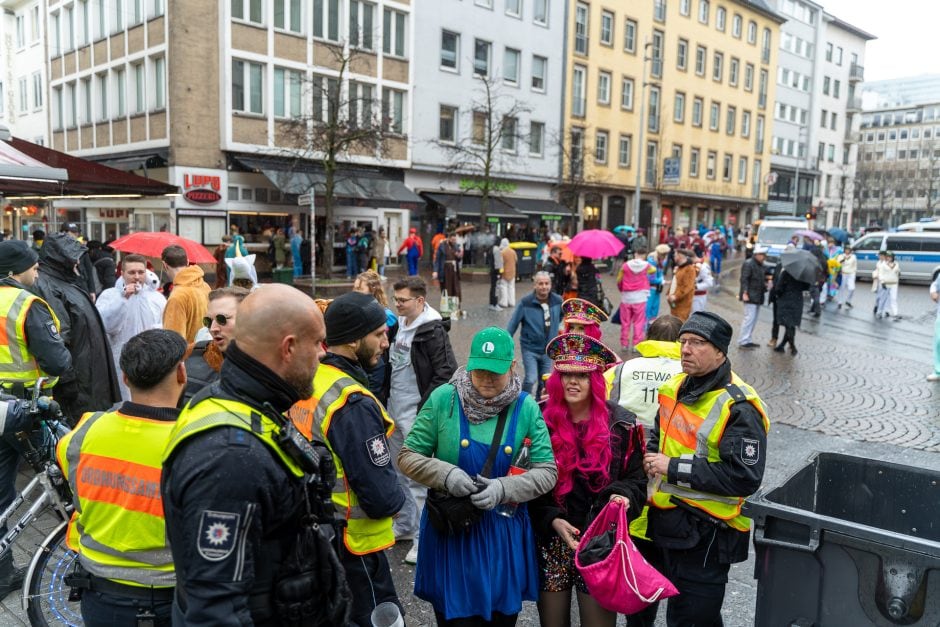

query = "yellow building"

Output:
[[563, 0, 784, 237]]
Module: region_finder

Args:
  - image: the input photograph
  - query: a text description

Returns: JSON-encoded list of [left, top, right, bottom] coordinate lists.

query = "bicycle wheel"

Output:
[[24, 521, 83, 627]]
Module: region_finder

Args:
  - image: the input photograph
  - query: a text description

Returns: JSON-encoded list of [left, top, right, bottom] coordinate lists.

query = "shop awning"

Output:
[[0, 138, 177, 197], [91, 150, 168, 173], [234, 155, 423, 208], [500, 197, 570, 217], [0, 139, 68, 184], [422, 192, 526, 220]]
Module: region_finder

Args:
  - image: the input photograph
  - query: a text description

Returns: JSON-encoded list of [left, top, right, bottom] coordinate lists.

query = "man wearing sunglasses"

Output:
[[97, 253, 166, 400], [180, 287, 249, 407]]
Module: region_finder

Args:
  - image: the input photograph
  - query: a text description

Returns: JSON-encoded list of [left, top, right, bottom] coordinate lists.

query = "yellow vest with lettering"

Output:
[[56, 410, 175, 587], [0, 286, 60, 388], [289, 363, 395, 556], [650, 373, 769, 532]]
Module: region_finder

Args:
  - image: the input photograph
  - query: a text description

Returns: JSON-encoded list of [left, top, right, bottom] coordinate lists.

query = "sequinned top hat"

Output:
[[562, 298, 609, 326], [546, 333, 619, 373]]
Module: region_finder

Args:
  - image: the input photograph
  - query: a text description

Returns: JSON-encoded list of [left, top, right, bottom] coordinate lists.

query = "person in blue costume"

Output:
[[398, 327, 557, 626]]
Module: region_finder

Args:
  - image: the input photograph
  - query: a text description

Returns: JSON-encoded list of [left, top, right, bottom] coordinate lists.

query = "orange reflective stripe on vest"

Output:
[[75, 453, 163, 518]]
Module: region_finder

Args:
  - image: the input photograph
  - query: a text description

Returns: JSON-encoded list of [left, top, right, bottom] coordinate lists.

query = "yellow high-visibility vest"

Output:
[[650, 373, 769, 532], [57, 410, 175, 587], [0, 286, 59, 388], [290, 363, 396, 556]]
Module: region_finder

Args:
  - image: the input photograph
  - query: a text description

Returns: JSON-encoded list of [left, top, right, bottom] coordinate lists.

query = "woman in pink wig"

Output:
[[529, 333, 647, 627]]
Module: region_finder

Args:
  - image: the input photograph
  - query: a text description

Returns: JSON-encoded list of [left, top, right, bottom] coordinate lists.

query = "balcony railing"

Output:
[[849, 63, 864, 82], [845, 129, 860, 143], [847, 96, 862, 111]]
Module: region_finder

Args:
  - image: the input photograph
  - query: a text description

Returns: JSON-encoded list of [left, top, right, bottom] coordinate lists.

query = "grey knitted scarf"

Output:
[[450, 366, 523, 425]]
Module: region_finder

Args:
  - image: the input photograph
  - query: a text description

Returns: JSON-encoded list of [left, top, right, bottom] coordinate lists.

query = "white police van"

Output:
[[756, 216, 809, 270], [852, 230, 940, 283]]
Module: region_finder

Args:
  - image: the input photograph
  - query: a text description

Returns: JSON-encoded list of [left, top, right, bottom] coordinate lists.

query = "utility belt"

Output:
[[65, 568, 174, 602], [669, 496, 732, 532]]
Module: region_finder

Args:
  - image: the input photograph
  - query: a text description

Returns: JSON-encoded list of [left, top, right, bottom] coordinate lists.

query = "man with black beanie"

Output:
[[0, 240, 72, 599], [289, 291, 405, 627], [638, 311, 769, 627]]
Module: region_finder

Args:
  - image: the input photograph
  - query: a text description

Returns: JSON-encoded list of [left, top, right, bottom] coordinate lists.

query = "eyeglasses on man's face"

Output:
[[203, 314, 233, 328], [394, 296, 418, 305]]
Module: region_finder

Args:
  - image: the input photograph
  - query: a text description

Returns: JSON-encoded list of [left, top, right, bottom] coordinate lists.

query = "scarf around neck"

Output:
[[450, 366, 523, 425]]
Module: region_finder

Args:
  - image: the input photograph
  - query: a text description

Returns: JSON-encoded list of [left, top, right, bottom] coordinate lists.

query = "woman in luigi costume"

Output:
[[398, 327, 557, 626]]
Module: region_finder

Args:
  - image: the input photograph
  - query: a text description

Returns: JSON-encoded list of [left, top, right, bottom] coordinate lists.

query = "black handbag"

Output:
[[425, 402, 509, 535]]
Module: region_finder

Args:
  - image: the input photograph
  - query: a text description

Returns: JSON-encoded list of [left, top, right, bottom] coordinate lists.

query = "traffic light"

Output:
[[804, 207, 818, 221]]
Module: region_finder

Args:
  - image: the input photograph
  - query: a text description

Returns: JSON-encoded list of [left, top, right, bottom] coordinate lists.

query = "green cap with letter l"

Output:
[[467, 327, 514, 374]]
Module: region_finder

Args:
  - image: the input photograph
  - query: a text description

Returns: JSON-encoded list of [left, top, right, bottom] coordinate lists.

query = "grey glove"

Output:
[[444, 467, 477, 497], [470, 475, 505, 510]]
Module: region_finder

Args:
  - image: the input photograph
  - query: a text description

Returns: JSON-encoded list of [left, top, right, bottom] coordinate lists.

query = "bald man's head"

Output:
[[235, 284, 325, 398]]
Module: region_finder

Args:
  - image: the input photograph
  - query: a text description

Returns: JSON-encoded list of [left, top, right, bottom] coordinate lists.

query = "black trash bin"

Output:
[[744, 452, 940, 626], [510, 242, 537, 279]]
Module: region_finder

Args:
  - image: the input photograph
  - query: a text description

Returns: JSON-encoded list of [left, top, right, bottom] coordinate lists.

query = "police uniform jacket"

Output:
[[646, 359, 767, 564], [0, 277, 71, 382], [318, 353, 405, 521], [161, 342, 306, 626]]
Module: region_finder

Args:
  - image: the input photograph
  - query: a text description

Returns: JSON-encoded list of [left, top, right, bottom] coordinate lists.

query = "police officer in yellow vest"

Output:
[[57, 329, 187, 625], [162, 285, 344, 626], [289, 291, 405, 627], [642, 311, 769, 627], [0, 239, 70, 599]]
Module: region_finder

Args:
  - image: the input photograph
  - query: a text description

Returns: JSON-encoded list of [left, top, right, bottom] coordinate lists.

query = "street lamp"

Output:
[[634, 39, 654, 227], [792, 125, 808, 217]]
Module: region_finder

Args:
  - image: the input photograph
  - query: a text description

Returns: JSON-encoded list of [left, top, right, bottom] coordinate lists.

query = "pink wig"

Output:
[[563, 322, 603, 340], [542, 369, 613, 506]]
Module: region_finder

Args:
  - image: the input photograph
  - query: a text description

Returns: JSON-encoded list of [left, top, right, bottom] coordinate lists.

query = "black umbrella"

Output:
[[780, 248, 821, 284]]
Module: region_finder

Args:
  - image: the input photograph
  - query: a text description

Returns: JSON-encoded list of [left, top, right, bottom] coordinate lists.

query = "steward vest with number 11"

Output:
[[651, 372, 769, 532]]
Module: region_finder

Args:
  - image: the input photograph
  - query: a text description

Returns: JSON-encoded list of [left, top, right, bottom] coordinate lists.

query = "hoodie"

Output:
[[500, 239, 517, 281], [96, 270, 168, 400], [618, 258, 654, 304], [163, 265, 211, 342], [388, 305, 442, 424]]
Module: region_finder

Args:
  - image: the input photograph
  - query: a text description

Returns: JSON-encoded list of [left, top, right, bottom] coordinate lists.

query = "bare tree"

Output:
[[435, 75, 531, 225], [553, 124, 612, 231], [278, 43, 402, 279]]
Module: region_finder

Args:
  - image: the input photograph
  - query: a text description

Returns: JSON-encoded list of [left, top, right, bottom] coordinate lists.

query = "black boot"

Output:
[[0, 551, 25, 599], [789, 345, 798, 356], [773, 344, 786, 353]]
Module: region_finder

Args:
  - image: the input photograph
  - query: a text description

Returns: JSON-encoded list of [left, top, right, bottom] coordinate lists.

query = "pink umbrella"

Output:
[[793, 229, 824, 242], [567, 229, 625, 259]]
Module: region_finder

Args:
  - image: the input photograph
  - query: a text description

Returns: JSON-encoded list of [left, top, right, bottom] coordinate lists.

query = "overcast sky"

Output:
[[816, 0, 938, 81]]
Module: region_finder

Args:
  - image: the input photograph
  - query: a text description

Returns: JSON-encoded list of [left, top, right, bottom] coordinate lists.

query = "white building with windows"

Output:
[[0, 0, 49, 146], [407, 0, 568, 239], [766, 0, 873, 230]]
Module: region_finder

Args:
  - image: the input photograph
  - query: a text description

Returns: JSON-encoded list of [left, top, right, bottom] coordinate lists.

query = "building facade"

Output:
[[562, 0, 782, 239], [765, 0, 873, 230], [406, 0, 567, 242], [0, 0, 48, 147], [855, 102, 940, 227], [45, 0, 416, 265]]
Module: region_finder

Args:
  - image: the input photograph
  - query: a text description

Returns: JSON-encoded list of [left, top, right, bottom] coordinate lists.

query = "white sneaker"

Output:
[[927, 374, 940, 382], [404, 542, 419, 565]]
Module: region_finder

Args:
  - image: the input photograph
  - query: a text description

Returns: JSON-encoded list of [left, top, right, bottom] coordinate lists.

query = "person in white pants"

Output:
[[873, 251, 901, 319], [837, 246, 857, 309], [737, 246, 768, 348]]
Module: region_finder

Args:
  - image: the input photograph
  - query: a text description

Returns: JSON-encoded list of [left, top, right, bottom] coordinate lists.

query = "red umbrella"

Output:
[[567, 229, 625, 259], [109, 231, 217, 264]]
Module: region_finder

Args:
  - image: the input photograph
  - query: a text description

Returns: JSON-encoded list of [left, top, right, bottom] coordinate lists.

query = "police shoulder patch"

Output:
[[197, 510, 240, 561], [741, 438, 760, 466], [46, 322, 61, 341], [365, 434, 390, 466]]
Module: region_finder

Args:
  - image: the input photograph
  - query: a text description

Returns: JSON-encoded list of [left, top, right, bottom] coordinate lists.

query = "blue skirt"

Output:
[[414, 505, 540, 621]]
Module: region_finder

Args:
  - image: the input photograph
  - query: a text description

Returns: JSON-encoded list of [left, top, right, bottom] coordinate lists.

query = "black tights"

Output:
[[537, 590, 617, 627], [436, 611, 518, 627]]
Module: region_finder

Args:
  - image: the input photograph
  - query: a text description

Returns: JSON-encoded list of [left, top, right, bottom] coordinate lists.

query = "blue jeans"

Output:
[[346, 250, 358, 278], [710, 255, 722, 276], [521, 349, 552, 396]]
